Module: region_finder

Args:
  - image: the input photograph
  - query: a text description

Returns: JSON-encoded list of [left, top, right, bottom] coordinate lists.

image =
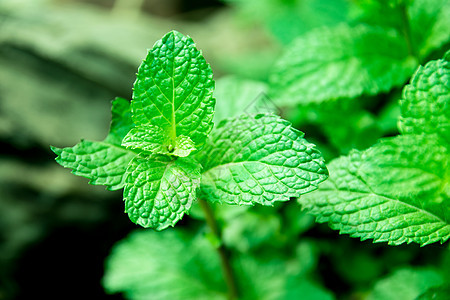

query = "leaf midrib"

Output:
[[321, 182, 449, 226]]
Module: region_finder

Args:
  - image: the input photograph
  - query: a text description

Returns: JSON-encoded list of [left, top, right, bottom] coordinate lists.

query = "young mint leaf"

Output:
[[197, 113, 328, 206], [103, 229, 227, 299], [367, 268, 443, 300], [51, 98, 136, 191], [121, 124, 169, 154], [398, 51, 450, 142], [123, 154, 201, 229], [172, 135, 196, 157], [131, 30, 215, 155], [269, 24, 417, 105], [300, 135, 450, 246]]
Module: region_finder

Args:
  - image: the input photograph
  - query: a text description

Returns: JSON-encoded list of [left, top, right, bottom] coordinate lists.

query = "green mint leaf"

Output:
[[103, 229, 227, 299], [417, 285, 450, 300], [398, 51, 450, 142], [122, 125, 196, 157], [103, 228, 334, 300], [367, 268, 443, 300], [410, 0, 450, 58], [123, 154, 201, 229], [131, 30, 214, 155], [300, 135, 450, 246], [269, 24, 417, 105], [172, 135, 196, 157], [122, 124, 169, 154], [213, 75, 269, 123], [234, 255, 335, 300], [224, 0, 349, 45], [51, 98, 136, 190], [197, 113, 328, 206]]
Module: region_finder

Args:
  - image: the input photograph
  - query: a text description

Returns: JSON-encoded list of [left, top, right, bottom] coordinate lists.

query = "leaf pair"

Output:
[[52, 31, 328, 230], [300, 51, 450, 246], [53, 31, 213, 230]]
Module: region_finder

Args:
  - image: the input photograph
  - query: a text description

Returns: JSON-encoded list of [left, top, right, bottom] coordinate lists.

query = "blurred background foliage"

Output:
[[0, 0, 448, 299]]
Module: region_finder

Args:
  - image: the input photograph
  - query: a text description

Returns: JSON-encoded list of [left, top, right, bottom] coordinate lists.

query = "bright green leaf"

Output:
[[122, 124, 169, 154], [300, 135, 450, 246], [367, 268, 443, 300], [198, 113, 328, 206], [123, 154, 201, 229], [398, 51, 450, 142], [269, 24, 417, 105], [103, 229, 227, 300], [172, 135, 196, 157], [131, 30, 215, 153], [51, 98, 136, 190]]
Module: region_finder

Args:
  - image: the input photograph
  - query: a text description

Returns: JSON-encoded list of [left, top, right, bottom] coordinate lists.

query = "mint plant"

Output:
[[51, 31, 328, 299], [300, 51, 450, 246], [49, 2, 450, 297]]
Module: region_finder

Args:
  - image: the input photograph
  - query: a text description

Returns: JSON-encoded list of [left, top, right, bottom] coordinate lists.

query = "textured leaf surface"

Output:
[[103, 229, 227, 300], [197, 114, 328, 205], [367, 268, 443, 300], [300, 135, 450, 246], [52, 98, 136, 190], [123, 154, 201, 229], [269, 24, 417, 105], [121, 124, 169, 154], [131, 30, 215, 152], [398, 52, 450, 142]]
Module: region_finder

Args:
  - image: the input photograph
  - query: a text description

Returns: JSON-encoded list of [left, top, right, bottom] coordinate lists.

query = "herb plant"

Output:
[[51, 1, 450, 298], [52, 31, 329, 299]]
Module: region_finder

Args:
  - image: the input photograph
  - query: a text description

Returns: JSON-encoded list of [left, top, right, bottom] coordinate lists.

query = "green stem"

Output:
[[198, 199, 239, 300], [399, 2, 418, 59]]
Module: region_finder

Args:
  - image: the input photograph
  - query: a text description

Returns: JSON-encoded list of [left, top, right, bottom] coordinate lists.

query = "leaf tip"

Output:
[[50, 145, 62, 156]]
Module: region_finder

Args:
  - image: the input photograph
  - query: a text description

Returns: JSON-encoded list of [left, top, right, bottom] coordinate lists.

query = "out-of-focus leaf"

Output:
[[416, 285, 450, 300], [213, 76, 269, 123], [222, 208, 282, 253], [367, 268, 443, 300], [234, 255, 335, 300], [270, 24, 417, 105], [103, 229, 227, 299]]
